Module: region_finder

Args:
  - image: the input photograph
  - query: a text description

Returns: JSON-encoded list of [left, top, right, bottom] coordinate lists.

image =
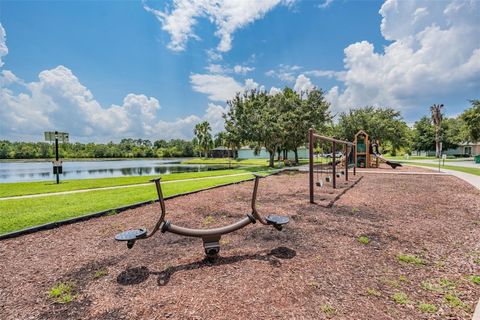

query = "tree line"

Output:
[[0, 138, 198, 159]]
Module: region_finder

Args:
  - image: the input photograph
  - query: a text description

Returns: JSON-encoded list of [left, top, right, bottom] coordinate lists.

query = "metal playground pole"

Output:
[[309, 128, 314, 204]]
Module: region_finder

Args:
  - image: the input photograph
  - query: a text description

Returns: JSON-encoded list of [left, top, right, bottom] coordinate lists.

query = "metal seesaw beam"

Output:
[[115, 174, 288, 260]]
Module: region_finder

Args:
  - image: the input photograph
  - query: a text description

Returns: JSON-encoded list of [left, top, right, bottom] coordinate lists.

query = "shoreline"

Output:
[[0, 157, 193, 163]]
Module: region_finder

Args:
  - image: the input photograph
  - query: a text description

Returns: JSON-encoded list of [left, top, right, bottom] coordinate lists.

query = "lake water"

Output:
[[0, 159, 231, 183]]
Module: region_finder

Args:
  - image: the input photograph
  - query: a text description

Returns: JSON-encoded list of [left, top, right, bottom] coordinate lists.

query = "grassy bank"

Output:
[[0, 168, 268, 198], [0, 174, 257, 235], [402, 162, 480, 176]]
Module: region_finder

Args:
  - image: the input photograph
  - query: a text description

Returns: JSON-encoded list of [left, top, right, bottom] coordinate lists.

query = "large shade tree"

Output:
[[335, 107, 410, 156], [411, 116, 435, 152], [411, 116, 466, 154], [278, 88, 332, 163], [224, 87, 332, 166], [225, 90, 282, 167], [461, 99, 480, 142]]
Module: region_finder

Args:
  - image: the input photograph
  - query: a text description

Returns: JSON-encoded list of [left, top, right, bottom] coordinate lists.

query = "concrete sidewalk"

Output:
[[297, 164, 479, 190], [400, 158, 479, 168], [409, 165, 480, 189]]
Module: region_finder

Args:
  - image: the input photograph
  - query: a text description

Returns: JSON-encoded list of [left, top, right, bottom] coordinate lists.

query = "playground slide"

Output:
[[372, 151, 402, 169], [371, 144, 402, 169]]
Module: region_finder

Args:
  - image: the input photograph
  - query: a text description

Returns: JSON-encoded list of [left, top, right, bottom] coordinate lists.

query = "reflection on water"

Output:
[[0, 159, 231, 183]]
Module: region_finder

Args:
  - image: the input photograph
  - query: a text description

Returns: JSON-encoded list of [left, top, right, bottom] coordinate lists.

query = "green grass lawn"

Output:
[[0, 174, 256, 235], [385, 155, 473, 162], [442, 158, 475, 162], [402, 162, 480, 176], [0, 168, 270, 198]]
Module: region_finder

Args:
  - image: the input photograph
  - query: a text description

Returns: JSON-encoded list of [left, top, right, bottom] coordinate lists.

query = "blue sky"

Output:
[[0, 0, 479, 142]]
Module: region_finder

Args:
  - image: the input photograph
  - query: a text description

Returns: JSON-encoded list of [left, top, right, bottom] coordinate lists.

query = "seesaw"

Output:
[[115, 174, 289, 260]]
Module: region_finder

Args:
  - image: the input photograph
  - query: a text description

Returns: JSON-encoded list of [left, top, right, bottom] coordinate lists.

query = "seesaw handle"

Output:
[[143, 177, 167, 238], [250, 174, 268, 225]]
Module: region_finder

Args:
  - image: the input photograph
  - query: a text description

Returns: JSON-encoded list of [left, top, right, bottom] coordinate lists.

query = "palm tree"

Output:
[[430, 104, 444, 158], [193, 121, 212, 158], [214, 131, 227, 148]]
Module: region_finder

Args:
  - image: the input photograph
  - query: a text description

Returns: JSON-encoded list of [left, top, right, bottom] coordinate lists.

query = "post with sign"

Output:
[[44, 131, 69, 184]]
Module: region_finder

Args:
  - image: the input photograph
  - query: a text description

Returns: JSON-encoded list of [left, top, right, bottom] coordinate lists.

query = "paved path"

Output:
[[0, 172, 256, 201], [297, 165, 448, 175], [355, 170, 449, 175], [406, 165, 480, 189], [473, 298, 480, 320], [297, 164, 479, 189], [399, 159, 479, 168]]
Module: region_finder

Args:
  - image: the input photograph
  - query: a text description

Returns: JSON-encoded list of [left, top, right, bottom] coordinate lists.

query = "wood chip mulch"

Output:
[[0, 168, 479, 320]]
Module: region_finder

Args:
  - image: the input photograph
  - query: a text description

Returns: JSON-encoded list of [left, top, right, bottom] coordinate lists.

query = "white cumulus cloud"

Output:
[[190, 73, 261, 101], [326, 0, 480, 115], [205, 63, 255, 75], [205, 64, 227, 74], [0, 24, 8, 67], [265, 64, 301, 82], [294, 74, 315, 93], [144, 0, 293, 52], [0, 66, 229, 141], [154, 103, 228, 139], [190, 73, 244, 101], [206, 49, 223, 62], [244, 78, 260, 91], [233, 65, 255, 75], [269, 86, 282, 95], [0, 66, 157, 139]]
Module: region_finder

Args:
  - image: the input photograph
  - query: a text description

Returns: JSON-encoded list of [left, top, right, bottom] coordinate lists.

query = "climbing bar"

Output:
[[311, 133, 354, 146]]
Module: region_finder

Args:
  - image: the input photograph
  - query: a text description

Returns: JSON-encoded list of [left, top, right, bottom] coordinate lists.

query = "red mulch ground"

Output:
[[0, 167, 479, 320]]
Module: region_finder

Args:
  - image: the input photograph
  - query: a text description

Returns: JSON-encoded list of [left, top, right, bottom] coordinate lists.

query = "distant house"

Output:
[[237, 146, 309, 160], [413, 141, 480, 157], [446, 142, 480, 156], [209, 147, 236, 158]]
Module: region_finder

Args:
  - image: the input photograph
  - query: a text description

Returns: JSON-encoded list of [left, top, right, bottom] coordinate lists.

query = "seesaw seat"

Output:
[[266, 215, 289, 230], [115, 228, 147, 241]]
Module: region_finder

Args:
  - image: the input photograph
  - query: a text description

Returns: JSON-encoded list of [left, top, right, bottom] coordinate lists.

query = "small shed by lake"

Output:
[[210, 147, 236, 158]]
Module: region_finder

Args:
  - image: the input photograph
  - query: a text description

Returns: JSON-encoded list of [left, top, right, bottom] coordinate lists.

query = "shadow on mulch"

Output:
[[332, 205, 384, 223], [117, 246, 296, 287], [39, 303, 127, 320], [38, 299, 93, 320], [311, 176, 363, 208]]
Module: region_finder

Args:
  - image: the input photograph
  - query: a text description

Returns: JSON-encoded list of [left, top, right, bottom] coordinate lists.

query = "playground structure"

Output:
[[354, 130, 402, 169], [308, 128, 356, 204], [115, 174, 289, 260], [354, 130, 376, 168]]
